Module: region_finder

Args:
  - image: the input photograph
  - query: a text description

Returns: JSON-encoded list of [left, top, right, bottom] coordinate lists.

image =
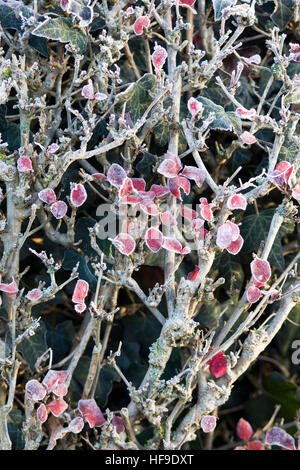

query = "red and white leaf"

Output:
[[82, 79, 95, 99], [0, 280, 18, 296], [133, 15, 150, 35], [50, 201, 68, 219], [25, 379, 47, 402], [26, 288, 43, 301], [69, 417, 84, 434], [178, 0, 197, 13], [187, 97, 203, 118], [38, 188, 57, 204], [162, 237, 182, 253], [265, 427, 295, 450], [240, 131, 257, 145], [145, 227, 163, 252], [74, 303, 87, 313], [107, 164, 127, 188], [72, 279, 89, 304], [160, 212, 176, 226], [201, 415, 217, 433], [235, 107, 256, 121], [226, 235, 244, 255], [247, 285, 261, 303], [250, 257, 271, 285], [111, 233, 136, 255], [42, 370, 68, 394], [140, 199, 160, 216], [216, 221, 240, 249], [150, 184, 170, 198], [157, 156, 181, 178], [119, 177, 135, 198], [227, 194, 247, 211], [112, 415, 125, 434], [17, 156, 33, 172], [181, 166, 206, 187], [291, 187, 300, 201], [131, 178, 146, 191], [152, 44, 168, 70], [70, 183, 87, 207], [180, 205, 197, 221], [37, 404, 48, 423], [47, 398, 68, 417], [78, 399, 105, 428]]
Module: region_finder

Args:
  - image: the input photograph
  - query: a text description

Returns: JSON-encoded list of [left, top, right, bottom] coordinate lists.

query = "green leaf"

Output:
[[0, 5, 21, 30], [116, 74, 158, 123], [62, 248, 97, 290], [271, 0, 295, 30], [29, 34, 49, 57], [214, 251, 244, 291], [231, 148, 252, 171], [18, 320, 48, 371], [263, 372, 300, 419], [198, 97, 242, 134], [212, 0, 237, 20], [46, 320, 75, 363], [73, 357, 120, 407], [32, 17, 88, 54]]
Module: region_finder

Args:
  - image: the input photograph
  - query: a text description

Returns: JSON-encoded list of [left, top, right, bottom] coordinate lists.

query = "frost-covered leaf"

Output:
[[32, 17, 88, 54], [116, 74, 158, 123], [198, 97, 242, 134], [212, 0, 237, 21], [271, 0, 295, 30]]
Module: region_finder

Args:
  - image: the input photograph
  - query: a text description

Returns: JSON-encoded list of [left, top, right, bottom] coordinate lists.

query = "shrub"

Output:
[[0, 0, 299, 451]]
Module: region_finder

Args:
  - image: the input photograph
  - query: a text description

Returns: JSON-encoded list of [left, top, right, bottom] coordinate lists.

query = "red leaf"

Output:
[[17, 156, 33, 172], [187, 97, 203, 118], [107, 164, 127, 188], [140, 199, 160, 216], [47, 398, 68, 417], [201, 415, 217, 433], [157, 156, 181, 178], [237, 418, 253, 442], [180, 205, 197, 221], [207, 351, 227, 378], [160, 212, 176, 226], [247, 285, 261, 303], [248, 440, 265, 450], [226, 235, 244, 255], [112, 415, 125, 434], [50, 201, 68, 219], [250, 257, 271, 285], [150, 185, 170, 198], [72, 280, 89, 304], [227, 194, 247, 211], [235, 107, 256, 121], [38, 188, 57, 204], [25, 379, 47, 402], [119, 177, 135, 198], [265, 427, 295, 450], [133, 15, 150, 35], [131, 178, 146, 191], [42, 370, 68, 394], [74, 303, 87, 313], [187, 265, 200, 281], [162, 237, 182, 254], [37, 404, 48, 423], [145, 227, 163, 252], [69, 417, 84, 434], [78, 399, 105, 428], [240, 131, 257, 145], [111, 233, 136, 255], [70, 183, 87, 207], [0, 280, 18, 296], [216, 221, 240, 249], [152, 45, 168, 70], [26, 288, 43, 301], [181, 166, 206, 187]]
